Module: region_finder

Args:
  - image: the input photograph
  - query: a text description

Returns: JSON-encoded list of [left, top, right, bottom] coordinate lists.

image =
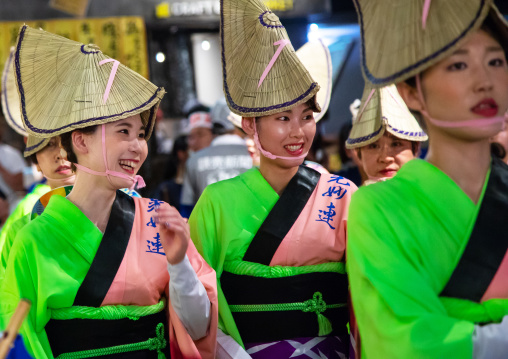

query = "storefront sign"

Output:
[[156, 0, 328, 19], [0, 17, 149, 79]]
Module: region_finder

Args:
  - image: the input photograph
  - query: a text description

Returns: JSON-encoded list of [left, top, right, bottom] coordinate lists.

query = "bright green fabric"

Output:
[[0, 194, 102, 359], [0, 184, 50, 253], [347, 159, 508, 358], [223, 260, 345, 278], [189, 167, 279, 347]]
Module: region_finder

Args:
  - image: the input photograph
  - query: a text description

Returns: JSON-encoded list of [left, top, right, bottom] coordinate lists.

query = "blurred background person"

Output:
[[346, 84, 427, 185], [180, 98, 252, 217], [152, 134, 189, 213]]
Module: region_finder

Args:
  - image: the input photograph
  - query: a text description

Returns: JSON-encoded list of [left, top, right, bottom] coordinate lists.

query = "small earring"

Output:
[[60, 147, 67, 158]]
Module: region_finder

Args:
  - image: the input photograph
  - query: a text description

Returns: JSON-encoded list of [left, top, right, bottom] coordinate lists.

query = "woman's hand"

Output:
[[154, 203, 189, 265]]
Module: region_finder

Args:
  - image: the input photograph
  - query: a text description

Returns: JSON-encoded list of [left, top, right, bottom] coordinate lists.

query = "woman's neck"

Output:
[[259, 158, 300, 195], [66, 172, 116, 232], [426, 132, 491, 204]]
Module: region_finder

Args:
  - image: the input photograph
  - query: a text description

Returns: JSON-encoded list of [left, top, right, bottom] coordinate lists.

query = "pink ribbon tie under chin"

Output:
[[415, 75, 507, 129], [73, 124, 146, 190], [253, 125, 307, 161]]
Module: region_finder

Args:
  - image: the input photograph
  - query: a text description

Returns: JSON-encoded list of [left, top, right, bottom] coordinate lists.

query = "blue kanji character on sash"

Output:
[[147, 199, 163, 212], [146, 232, 165, 255], [146, 217, 156, 228], [316, 202, 337, 229], [322, 186, 348, 200], [328, 175, 350, 186]]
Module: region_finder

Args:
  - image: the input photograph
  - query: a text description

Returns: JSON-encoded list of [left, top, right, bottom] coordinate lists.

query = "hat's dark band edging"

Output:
[[81, 45, 100, 54], [346, 123, 384, 146], [346, 119, 427, 146], [1, 49, 26, 134], [259, 11, 285, 29], [354, 0, 486, 84], [15, 25, 162, 136], [221, 0, 315, 114], [25, 138, 47, 153]]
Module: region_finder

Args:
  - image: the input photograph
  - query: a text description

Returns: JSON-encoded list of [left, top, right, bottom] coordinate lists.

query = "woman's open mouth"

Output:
[[284, 143, 304, 155], [471, 98, 498, 118], [119, 160, 136, 174]]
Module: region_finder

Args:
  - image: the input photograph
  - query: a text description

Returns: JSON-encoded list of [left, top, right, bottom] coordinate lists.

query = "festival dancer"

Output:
[[347, 0, 508, 357], [189, 0, 355, 358], [0, 26, 218, 359], [346, 84, 427, 185]]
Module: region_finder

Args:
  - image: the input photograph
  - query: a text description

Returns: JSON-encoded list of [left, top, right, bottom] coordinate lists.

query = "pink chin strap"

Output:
[[73, 124, 146, 190], [415, 75, 507, 130], [253, 124, 308, 161]]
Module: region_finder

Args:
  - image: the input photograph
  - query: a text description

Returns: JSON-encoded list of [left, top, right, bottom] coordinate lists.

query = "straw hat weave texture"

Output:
[[354, 0, 508, 86], [2, 47, 50, 156], [296, 40, 332, 123], [221, 0, 320, 117], [1, 48, 27, 137], [346, 84, 427, 149], [14, 25, 165, 139]]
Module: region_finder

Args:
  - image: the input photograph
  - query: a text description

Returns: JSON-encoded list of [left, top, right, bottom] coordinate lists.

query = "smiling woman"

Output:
[[188, 0, 356, 358], [0, 25, 219, 359]]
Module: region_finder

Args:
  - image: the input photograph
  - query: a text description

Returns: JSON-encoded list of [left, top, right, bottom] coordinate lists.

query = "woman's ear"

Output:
[[242, 117, 256, 136], [396, 82, 424, 112], [71, 131, 89, 156]]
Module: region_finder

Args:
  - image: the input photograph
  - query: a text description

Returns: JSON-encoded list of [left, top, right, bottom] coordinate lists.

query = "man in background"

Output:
[[180, 99, 252, 217]]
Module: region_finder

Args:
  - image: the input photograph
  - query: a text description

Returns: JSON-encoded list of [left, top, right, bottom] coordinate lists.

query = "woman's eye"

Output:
[[138, 132, 146, 139], [277, 116, 289, 121], [392, 141, 402, 147], [489, 58, 506, 67], [303, 115, 314, 121], [367, 143, 379, 150], [447, 62, 467, 71], [119, 129, 129, 134]]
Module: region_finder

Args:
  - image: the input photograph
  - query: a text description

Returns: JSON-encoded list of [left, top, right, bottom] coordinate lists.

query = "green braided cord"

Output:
[[223, 260, 345, 278], [51, 299, 165, 321], [229, 292, 345, 313], [230, 292, 344, 337], [56, 323, 167, 359]]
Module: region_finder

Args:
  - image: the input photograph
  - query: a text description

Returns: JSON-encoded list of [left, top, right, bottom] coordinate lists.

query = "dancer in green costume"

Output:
[[348, 0, 508, 357]]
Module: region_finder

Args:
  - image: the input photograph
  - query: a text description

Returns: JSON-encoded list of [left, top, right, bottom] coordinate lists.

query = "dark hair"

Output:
[[60, 125, 98, 172], [338, 123, 353, 164], [491, 142, 506, 160], [164, 135, 188, 179], [29, 153, 38, 165]]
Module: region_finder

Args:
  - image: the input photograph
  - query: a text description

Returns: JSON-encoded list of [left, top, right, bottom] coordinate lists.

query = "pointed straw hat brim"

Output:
[[1, 47, 27, 136], [24, 135, 50, 157], [296, 39, 332, 123], [354, 0, 508, 86], [14, 25, 165, 140], [221, 0, 320, 117], [346, 84, 427, 149]]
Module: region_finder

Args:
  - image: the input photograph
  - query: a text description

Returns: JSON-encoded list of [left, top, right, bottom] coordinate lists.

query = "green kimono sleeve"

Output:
[[347, 187, 475, 359]]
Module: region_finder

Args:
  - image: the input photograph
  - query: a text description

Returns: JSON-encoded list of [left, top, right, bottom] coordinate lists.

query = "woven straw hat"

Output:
[[14, 25, 165, 139], [2, 47, 27, 136], [1, 47, 51, 156], [296, 39, 332, 122], [24, 135, 51, 157], [221, 0, 320, 117], [346, 84, 428, 149], [354, 0, 508, 86]]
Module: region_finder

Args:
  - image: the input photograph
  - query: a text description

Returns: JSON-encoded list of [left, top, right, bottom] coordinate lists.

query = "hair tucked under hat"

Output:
[[354, 0, 508, 86], [346, 84, 427, 149], [13, 25, 165, 140]]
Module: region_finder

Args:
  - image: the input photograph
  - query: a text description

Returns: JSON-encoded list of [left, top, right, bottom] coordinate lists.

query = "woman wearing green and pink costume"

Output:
[[189, 0, 355, 358], [348, 0, 508, 357], [0, 26, 218, 359]]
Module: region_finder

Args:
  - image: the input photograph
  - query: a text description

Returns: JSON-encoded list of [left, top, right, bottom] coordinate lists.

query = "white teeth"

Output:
[[119, 160, 135, 169], [285, 144, 302, 151]]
